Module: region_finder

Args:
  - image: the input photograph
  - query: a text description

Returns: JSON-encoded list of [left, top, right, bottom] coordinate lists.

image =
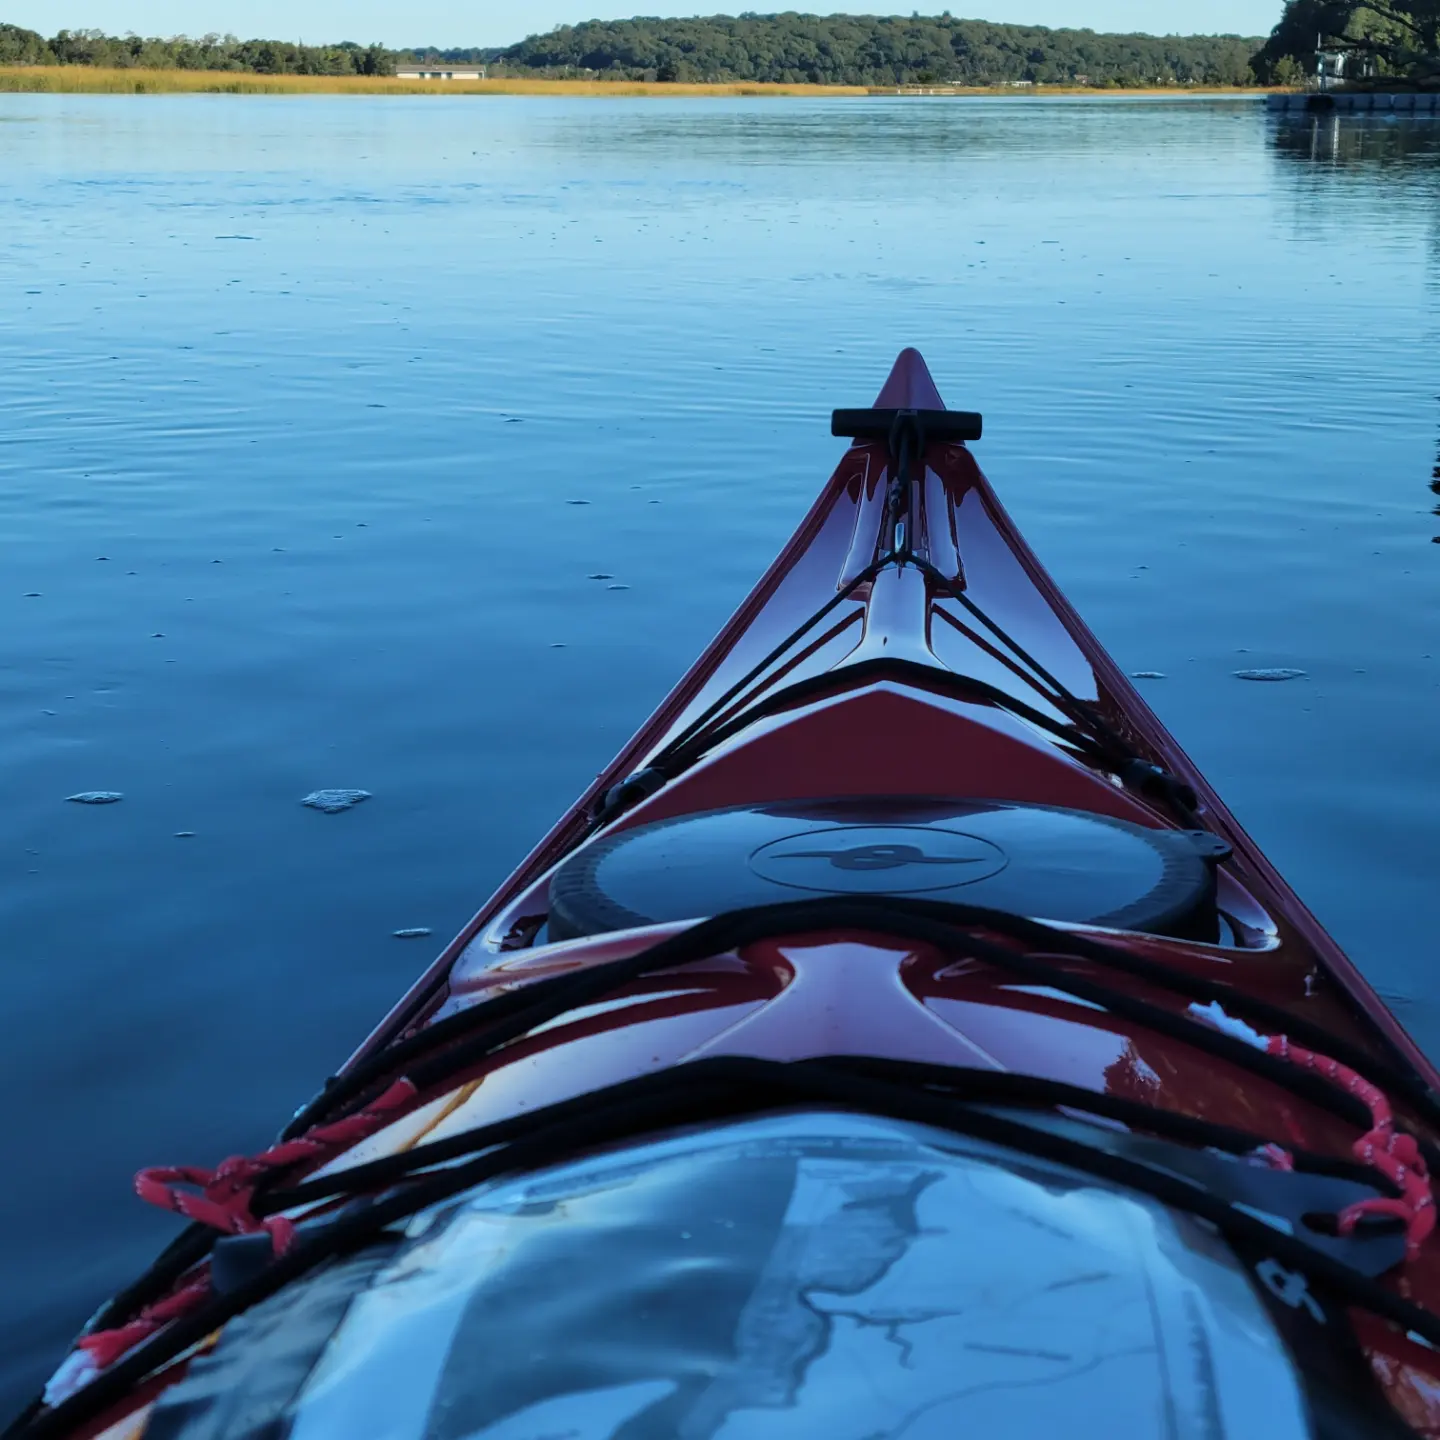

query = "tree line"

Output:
[[0, 15, 1263, 87], [1254, 1, 1440, 84], [491, 16, 1261, 86], [0, 25, 393, 74]]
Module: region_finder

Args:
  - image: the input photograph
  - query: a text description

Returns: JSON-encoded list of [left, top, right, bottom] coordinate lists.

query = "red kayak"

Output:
[[17, 349, 1440, 1440]]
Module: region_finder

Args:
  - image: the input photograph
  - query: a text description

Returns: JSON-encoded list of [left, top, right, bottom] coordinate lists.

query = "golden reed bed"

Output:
[[0, 67, 868, 96], [0, 67, 1267, 98]]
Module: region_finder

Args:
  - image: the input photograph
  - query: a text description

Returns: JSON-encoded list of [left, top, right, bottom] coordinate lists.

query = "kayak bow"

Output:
[[18, 349, 1440, 1440]]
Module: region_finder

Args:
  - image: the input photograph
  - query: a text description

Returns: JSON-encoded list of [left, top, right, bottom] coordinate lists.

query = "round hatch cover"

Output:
[[748, 826, 1008, 893], [548, 797, 1223, 942]]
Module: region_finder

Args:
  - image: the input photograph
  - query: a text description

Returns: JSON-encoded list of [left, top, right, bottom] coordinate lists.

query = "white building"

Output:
[[396, 63, 487, 80]]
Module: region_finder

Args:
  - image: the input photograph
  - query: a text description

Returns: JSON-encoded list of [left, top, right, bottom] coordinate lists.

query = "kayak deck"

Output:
[[358, 347, 1431, 1087]]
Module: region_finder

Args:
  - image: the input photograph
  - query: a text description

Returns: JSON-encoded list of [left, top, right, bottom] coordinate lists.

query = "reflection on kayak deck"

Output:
[[241, 1115, 1308, 1440]]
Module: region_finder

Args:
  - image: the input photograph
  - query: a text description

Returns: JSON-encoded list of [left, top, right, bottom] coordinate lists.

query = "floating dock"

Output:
[[1268, 91, 1440, 114]]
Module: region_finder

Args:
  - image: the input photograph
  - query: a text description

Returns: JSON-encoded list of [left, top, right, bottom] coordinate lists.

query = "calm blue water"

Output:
[[1, 93, 1437, 1408]]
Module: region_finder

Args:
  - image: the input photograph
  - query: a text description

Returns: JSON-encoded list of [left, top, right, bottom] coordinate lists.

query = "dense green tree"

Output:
[[493, 14, 1260, 86], [0, 22, 53, 62], [1252, 1, 1440, 82], [6, 26, 394, 75]]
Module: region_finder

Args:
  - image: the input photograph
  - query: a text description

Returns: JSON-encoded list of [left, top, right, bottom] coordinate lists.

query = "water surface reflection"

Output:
[[1, 94, 1437, 1415]]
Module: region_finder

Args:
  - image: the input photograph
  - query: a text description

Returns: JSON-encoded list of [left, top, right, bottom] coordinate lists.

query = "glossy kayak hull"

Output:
[[357, 347, 1434, 1087]]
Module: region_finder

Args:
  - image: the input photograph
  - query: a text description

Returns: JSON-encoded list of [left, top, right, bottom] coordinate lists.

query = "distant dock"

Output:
[[1268, 92, 1440, 114]]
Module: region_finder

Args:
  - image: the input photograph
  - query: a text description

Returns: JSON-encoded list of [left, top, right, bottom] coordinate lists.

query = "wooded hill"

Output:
[[490, 15, 1262, 86], [0, 15, 1263, 87]]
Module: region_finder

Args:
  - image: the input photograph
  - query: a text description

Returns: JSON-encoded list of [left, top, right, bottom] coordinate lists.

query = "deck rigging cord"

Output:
[[12, 1061, 1439, 1438], [596, 424, 1199, 830], [15, 896, 1440, 1439], [838, 406, 1189, 803]]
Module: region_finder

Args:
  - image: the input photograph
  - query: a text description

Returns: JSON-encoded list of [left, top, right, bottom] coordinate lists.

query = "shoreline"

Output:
[[0, 67, 1278, 98]]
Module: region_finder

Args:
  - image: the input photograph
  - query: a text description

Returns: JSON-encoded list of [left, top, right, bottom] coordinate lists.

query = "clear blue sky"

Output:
[[4, 1, 1286, 48]]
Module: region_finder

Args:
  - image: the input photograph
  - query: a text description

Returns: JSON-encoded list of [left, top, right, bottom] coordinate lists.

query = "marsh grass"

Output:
[[0, 68, 1269, 98], [0, 67, 872, 96]]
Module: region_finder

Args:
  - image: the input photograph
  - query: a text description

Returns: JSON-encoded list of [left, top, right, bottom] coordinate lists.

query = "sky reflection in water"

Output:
[[0, 94, 1437, 1410]]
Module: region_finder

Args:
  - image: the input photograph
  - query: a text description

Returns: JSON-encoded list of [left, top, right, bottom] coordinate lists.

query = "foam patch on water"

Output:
[[1233, 668, 1307, 682], [302, 789, 372, 813], [66, 791, 123, 804]]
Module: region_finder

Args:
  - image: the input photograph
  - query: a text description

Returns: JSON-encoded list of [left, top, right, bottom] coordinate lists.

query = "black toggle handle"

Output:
[[832, 407, 983, 445]]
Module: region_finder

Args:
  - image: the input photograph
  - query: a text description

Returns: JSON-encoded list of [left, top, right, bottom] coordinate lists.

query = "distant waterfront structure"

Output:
[[1264, 28, 1434, 110], [1315, 47, 1348, 91], [1314, 33, 1376, 92], [395, 62, 487, 80]]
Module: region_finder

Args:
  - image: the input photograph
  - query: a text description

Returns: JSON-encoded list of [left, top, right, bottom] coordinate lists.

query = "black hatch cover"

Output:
[[549, 797, 1229, 942]]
